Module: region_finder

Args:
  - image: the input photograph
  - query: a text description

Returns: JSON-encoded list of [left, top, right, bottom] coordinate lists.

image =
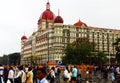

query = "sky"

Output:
[[0, 0, 120, 56]]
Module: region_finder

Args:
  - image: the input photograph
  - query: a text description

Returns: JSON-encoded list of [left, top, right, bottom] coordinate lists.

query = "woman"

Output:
[[26, 67, 33, 83]]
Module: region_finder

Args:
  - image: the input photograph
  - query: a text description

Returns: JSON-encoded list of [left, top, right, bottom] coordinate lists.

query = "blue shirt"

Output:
[[38, 78, 49, 83], [72, 68, 77, 77]]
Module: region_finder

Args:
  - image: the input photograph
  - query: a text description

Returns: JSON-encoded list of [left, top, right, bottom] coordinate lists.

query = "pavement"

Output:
[[59, 71, 114, 83]]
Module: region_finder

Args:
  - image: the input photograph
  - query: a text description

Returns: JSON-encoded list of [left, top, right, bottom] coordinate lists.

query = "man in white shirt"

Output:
[[8, 66, 14, 83], [0, 64, 4, 83], [63, 66, 71, 83]]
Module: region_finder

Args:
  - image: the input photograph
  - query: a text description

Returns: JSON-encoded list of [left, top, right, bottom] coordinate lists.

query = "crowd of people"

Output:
[[0, 64, 120, 83]]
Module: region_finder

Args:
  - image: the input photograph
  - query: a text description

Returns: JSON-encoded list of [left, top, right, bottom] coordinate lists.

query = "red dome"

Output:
[[40, 9, 55, 20], [74, 20, 88, 27], [21, 35, 27, 40], [54, 16, 64, 23], [39, 2, 55, 21]]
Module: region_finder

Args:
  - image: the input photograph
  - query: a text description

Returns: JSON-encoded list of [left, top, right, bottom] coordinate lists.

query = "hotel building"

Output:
[[21, 1, 120, 65]]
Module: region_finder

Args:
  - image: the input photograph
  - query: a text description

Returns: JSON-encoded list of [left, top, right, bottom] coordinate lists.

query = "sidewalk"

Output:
[[60, 70, 113, 83]]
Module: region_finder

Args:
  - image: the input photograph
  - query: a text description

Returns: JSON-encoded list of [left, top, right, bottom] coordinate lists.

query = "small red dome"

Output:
[[54, 16, 64, 23], [21, 35, 27, 40], [74, 20, 88, 27], [40, 9, 55, 20]]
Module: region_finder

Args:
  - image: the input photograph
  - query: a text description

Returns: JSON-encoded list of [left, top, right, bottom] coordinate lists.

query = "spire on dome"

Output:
[[46, 0, 50, 10], [54, 9, 64, 23], [58, 9, 60, 16], [38, 0, 55, 23]]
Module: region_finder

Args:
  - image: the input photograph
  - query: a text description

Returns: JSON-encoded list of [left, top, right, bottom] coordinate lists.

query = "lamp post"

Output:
[[109, 51, 111, 65], [46, 17, 49, 63], [31, 42, 33, 66], [48, 30, 49, 62]]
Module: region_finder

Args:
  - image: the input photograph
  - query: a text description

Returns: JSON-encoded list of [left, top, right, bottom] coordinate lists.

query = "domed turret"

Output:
[[74, 20, 88, 27], [21, 35, 27, 40], [38, 1, 55, 22], [54, 9, 64, 23], [41, 10, 55, 20]]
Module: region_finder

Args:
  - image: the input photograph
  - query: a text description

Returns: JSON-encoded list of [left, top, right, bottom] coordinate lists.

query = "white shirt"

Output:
[[116, 67, 120, 74], [50, 70, 55, 78], [64, 69, 70, 78], [39, 78, 49, 83], [0, 66, 4, 75], [8, 69, 14, 79]]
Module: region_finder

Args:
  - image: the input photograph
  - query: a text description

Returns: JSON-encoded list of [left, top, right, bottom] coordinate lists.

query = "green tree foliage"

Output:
[[8, 52, 21, 65], [62, 38, 94, 64], [93, 51, 108, 65], [2, 55, 9, 65], [113, 38, 120, 63], [62, 38, 108, 65], [0, 55, 9, 65], [0, 52, 20, 65], [62, 43, 75, 64]]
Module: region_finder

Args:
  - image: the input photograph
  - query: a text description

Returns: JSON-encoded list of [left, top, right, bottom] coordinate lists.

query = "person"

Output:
[[63, 66, 71, 83], [33, 65, 37, 83], [115, 65, 120, 82], [76, 66, 82, 83], [14, 65, 26, 83], [49, 67, 55, 83], [55, 66, 61, 83], [109, 66, 115, 82], [3, 65, 9, 83], [71, 65, 77, 83], [116, 66, 120, 74], [26, 67, 33, 83], [24, 65, 29, 74], [0, 64, 4, 83], [102, 66, 109, 83], [36, 67, 49, 83], [7, 66, 14, 83]]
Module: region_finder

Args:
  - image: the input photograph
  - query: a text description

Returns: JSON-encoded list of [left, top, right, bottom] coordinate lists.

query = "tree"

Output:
[[0, 55, 9, 65], [62, 43, 75, 64], [2, 55, 9, 65], [113, 38, 120, 64], [95, 51, 108, 65], [8, 52, 21, 65], [62, 38, 95, 64]]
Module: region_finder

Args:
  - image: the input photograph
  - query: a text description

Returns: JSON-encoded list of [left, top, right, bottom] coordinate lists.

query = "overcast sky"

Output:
[[0, 0, 120, 56]]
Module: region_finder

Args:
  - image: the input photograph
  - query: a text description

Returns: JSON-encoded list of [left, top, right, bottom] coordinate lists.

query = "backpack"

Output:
[[46, 72, 51, 80], [21, 71, 26, 82]]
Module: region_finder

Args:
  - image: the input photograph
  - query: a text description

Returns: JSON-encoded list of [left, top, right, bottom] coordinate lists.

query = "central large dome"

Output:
[[39, 2, 55, 21], [41, 9, 55, 20]]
